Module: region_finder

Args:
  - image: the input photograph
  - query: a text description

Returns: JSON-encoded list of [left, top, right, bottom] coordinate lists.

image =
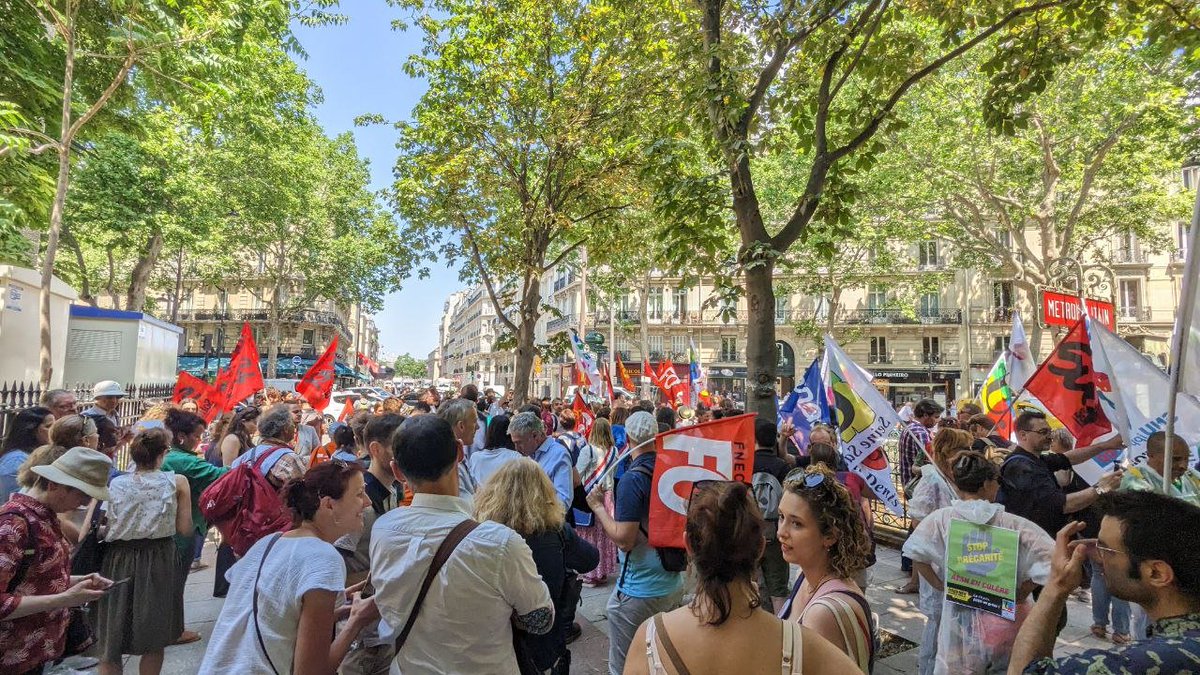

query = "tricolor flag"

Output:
[[569, 330, 603, 396], [688, 337, 709, 406], [823, 335, 904, 515]]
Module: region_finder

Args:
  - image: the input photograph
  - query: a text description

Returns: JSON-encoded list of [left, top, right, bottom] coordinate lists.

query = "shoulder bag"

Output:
[[394, 519, 480, 652]]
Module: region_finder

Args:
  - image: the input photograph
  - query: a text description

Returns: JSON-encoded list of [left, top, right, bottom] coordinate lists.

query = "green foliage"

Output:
[[393, 353, 427, 378]]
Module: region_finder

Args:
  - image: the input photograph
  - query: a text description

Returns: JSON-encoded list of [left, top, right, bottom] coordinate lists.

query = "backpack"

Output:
[[628, 465, 688, 572], [995, 452, 1037, 506], [751, 471, 784, 525], [200, 446, 292, 556]]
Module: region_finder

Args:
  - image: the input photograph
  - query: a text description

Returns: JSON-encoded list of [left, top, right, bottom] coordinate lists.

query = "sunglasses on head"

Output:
[[783, 468, 828, 490]]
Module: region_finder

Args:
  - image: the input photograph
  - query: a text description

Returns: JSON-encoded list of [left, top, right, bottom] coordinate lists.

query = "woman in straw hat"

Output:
[[0, 446, 115, 674]]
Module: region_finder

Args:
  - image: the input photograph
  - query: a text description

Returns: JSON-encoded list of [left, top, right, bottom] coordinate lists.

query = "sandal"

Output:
[[172, 630, 202, 646], [1112, 633, 1132, 645], [897, 581, 920, 594], [1090, 625, 1107, 639]]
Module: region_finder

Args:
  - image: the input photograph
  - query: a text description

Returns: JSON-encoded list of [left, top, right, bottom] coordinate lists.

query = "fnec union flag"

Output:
[[648, 414, 755, 549]]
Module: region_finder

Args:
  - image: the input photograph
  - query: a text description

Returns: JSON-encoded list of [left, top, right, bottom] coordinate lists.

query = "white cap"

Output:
[[626, 411, 658, 445], [92, 380, 127, 398]]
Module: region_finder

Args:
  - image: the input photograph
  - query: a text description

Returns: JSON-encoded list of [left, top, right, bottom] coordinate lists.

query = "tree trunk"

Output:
[[39, 28, 77, 388], [169, 246, 184, 324], [125, 229, 163, 312], [745, 257, 777, 419], [510, 281, 542, 406], [826, 286, 842, 341], [63, 226, 95, 306], [267, 284, 282, 378]]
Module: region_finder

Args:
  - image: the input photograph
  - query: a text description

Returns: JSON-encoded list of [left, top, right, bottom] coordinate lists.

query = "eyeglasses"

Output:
[[1093, 542, 1121, 560]]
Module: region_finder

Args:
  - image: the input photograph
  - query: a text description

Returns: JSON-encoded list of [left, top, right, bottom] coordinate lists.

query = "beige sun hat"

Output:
[[30, 446, 112, 500], [92, 380, 127, 398]]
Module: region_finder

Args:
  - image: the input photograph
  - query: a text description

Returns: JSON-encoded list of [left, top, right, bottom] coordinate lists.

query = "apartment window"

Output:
[[648, 335, 664, 359], [1116, 232, 1138, 262], [918, 292, 940, 318], [1119, 279, 1142, 319], [997, 230, 1012, 249], [671, 334, 686, 357], [993, 281, 1014, 309], [869, 336, 889, 364], [648, 288, 664, 320], [922, 336, 941, 364], [302, 329, 316, 347], [1179, 222, 1191, 259], [775, 296, 790, 323], [200, 333, 214, 353], [918, 240, 940, 267], [867, 285, 888, 311], [217, 290, 229, 314], [813, 296, 830, 322], [720, 336, 737, 362], [1184, 165, 1199, 191], [672, 288, 688, 318], [993, 336, 1010, 357]]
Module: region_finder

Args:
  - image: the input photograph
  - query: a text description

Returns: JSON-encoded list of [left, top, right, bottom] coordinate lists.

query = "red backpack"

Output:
[[200, 446, 292, 556]]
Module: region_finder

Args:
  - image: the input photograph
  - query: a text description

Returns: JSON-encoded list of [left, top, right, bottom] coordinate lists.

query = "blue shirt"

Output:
[[0, 449, 30, 504], [614, 452, 683, 599], [467, 448, 523, 488], [530, 436, 573, 512]]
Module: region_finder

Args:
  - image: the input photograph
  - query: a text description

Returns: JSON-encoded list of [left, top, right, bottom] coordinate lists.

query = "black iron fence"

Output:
[[0, 381, 175, 468], [868, 439, 913, 533]]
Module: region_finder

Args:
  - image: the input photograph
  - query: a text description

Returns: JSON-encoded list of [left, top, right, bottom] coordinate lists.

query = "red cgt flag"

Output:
[[616, 352, 636, 391], [172, 371, 225, 424], [571, 390, 595, 439], [648, 413, 756, 549], [221, 323, 264, 408], [1023, 318, 1112, 446], [297, 336, 339, 412]]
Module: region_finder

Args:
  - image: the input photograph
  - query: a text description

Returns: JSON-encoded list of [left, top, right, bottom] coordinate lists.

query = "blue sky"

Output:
[[293, 4, 461, 363]]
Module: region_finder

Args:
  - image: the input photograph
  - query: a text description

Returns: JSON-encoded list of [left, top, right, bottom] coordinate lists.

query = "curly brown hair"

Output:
[[783, 464, 871, 580], [931, 428, 974, 476]]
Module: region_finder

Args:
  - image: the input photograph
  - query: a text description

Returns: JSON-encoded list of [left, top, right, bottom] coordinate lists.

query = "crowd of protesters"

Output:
[[4, 381, 1200, 675]]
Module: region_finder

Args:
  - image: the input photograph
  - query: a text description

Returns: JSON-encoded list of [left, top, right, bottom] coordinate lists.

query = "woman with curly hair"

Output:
[[778, 465, 875, 672]]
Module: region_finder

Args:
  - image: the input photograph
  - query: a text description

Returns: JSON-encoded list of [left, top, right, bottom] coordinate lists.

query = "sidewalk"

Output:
[[126, 542, 1113, 674]]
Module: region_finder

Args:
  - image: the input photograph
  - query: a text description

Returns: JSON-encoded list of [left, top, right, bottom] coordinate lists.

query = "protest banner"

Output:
[[1024, 318, 1112, 446], [945, 519, 1020, 621], [823, 336, 904, 515], [648, 413, 755, 549]]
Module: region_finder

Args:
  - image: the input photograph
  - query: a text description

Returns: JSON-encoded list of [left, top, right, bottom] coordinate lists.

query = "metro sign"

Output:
[[1040, 289, 1116, 330]]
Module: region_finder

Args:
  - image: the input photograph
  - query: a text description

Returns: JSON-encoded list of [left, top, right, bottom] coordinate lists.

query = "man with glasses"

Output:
[[1009, 490, 1200, 674], [999, 409, 1123, 540]]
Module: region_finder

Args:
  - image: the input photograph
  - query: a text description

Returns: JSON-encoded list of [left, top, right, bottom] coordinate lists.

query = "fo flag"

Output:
[[297, 336, 339, 411], [172, 371, 225, 423], [648, 414, 755, 549], [571, 390, 595, 439], [823, 336, 904, 516], [1024, 318, 1111, 446], [658, 362, 686, 407], [221, 323, 264, 408]]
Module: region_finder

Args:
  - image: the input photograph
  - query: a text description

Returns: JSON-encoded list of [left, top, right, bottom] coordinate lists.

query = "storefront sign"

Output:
[[1040, 290, 1116, 330]]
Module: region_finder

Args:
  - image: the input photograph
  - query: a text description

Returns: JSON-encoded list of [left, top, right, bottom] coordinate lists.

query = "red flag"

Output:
[[221, 323, 264, 408], [297, 336, 339, 412], [1023, 318, 1112, 446], [658, 362, 686, 407], [572, 390, 596, 439], [648, 414, 756, 548], [599, 361, 615, 401], [357, 352, 381, 377], [172, 371, 226, 423], [616, 353, 636, 391]]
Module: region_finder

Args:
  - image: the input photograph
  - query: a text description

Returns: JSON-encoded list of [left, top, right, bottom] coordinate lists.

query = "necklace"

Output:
[[799, 572, 836, 611]]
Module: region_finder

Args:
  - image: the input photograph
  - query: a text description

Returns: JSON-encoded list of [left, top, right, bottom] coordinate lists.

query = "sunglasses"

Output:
[[783, 468, 828, 490]]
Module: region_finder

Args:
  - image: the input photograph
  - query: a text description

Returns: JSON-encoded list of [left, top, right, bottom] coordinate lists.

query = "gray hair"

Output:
[[40, 388, 74, 406], [1050, 427, 1075, 452], [258, 404, 295, 440], [508, 412, 545, 438], [438, 398, 477, 428]]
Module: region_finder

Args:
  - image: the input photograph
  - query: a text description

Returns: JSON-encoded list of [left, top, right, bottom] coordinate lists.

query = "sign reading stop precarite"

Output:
[[1040, 289, 1116, 330]]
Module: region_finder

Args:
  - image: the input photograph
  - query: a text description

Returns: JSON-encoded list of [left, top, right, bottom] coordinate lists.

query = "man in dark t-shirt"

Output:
[[752, 418, 792, 612], [998, 409, 1122, 537]]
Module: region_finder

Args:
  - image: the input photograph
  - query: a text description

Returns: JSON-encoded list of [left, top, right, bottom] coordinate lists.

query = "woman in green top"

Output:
[[160, 409, 228, 645]]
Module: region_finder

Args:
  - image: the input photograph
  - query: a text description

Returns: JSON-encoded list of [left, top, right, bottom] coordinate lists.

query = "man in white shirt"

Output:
[[437, 398, 480, 505], [370, 415, 554, 674]]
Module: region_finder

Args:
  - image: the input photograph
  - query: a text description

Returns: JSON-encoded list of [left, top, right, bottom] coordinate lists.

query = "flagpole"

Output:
[[1163, 185, 1200, 493]]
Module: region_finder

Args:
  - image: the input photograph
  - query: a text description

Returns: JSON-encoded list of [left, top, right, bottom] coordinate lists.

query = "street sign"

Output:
[[1040, 289, 1116, 330], [584, 331, 605, 346], [292, 355, 303, 367]]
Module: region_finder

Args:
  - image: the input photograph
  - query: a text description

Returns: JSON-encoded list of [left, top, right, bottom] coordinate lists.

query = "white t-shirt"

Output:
[[198, 534, 346, 675]]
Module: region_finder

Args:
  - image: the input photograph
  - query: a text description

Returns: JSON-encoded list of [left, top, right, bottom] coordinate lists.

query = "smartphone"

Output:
[[104, 577, 133, 592]]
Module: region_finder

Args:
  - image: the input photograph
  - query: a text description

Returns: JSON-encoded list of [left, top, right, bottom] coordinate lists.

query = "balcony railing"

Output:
[[177, 308, 350, 334], [989, 306, 1015, 323], [843, 308, 962, 325], [1114, 250, 1150, 264], [867, 354, 893, 364], [921, 353, 952, 365], [1117, 306, 1154, 322], [1172, 249, 1189, 263], [545, 315, 575, 333]]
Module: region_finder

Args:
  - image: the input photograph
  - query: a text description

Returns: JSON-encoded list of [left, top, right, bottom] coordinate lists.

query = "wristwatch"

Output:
[[1094, 485, 1109, 496]]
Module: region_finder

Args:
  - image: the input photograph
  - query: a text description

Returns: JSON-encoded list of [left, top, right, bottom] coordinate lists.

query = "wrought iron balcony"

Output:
[[843, 308, 961, 325]]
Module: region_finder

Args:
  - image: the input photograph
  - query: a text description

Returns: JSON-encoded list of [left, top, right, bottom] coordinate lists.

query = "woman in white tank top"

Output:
[[623, 481, 858, 675]]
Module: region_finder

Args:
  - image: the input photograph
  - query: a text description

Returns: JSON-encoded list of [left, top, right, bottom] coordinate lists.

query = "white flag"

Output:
[[569, 330, 603, 395], [1006, 312, 1036, 393], [822, 336, 904, 515], [1085, 318, 1200, 484]]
